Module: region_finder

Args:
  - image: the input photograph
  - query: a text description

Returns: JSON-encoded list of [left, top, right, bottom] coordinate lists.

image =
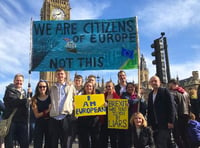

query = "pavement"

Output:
[[1, 142, 79, 148], [28, 143, 79, 148]]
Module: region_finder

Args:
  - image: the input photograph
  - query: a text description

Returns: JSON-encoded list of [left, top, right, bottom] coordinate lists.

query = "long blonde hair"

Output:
[[130, 112, 147, 127], [83, 81, 96, 95]]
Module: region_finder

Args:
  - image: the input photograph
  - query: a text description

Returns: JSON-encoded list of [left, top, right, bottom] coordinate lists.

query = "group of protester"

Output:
[[0, 68, 200, 148]]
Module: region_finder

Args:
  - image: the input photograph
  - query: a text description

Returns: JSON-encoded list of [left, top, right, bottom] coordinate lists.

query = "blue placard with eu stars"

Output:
[[31, 17, 138, 71]]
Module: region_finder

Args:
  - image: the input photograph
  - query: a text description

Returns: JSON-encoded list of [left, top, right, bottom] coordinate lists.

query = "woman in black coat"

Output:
[[130, 112, 155, 148]]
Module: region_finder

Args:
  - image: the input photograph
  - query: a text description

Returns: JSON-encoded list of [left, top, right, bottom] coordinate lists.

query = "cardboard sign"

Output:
[[74, 94, 106, 117], [108, 99, 128, 129]]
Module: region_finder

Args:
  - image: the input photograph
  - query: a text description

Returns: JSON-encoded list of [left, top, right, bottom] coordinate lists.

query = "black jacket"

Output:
[[147, 87, 175, 130], [121, 92, 147, 117], [170, 90, 190, 117], [115, 83, 127, 96], [115, 84, 122, 96], [0, 100, 5, 112], [3, 84, 28, 123], [131, 126, 155, 148]]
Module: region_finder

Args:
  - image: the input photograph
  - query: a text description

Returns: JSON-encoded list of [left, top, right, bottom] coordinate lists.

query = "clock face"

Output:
[[51, 8, 65, 20]]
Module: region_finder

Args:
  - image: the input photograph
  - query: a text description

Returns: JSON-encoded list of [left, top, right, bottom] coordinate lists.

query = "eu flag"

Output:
[[121, 47, 134, 59]]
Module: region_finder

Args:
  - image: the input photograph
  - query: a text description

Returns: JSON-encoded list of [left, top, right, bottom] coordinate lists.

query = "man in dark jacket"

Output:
[[168, 79, 190, 148], [147, 76, 175, 148], [3, 74, 30, 148]]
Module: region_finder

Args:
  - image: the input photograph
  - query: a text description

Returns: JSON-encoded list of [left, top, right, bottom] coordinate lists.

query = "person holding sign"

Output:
[[77, 81, 100, 148], [130, 112, 154, 148], [48, 68, 76, 148], [121, 82, 140, 147], [99, 81, 120, 148], [3, 74, 31, 148], [122, 83, 139, 118]]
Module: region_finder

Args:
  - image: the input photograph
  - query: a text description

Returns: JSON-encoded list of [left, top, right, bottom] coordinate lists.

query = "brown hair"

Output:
[[88, 75, 96, 79], [106, 81, 115, 87], [74, 74, 83, 80], [117, 70, 126, 77], [14, 73, 24, 81], [56, 67, 65, 73]]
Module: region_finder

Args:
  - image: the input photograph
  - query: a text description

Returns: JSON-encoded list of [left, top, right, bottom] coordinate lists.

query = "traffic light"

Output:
[[151, 38, 167, 84], [151, 39, 161, 65]]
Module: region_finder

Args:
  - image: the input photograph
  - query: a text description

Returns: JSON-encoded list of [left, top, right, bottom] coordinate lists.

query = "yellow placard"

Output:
[[74, 94, 106, 117], [108, 99, 128, 129]]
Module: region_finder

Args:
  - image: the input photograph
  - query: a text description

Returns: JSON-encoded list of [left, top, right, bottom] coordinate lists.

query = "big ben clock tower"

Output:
[[40, 0, 71, 86]]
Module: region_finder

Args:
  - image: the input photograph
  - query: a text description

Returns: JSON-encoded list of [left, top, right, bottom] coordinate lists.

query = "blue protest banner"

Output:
[[31, 17, 138, 71]]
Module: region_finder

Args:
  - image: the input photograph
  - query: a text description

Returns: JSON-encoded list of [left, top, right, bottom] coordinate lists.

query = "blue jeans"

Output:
[[5, 122, 28, 148]]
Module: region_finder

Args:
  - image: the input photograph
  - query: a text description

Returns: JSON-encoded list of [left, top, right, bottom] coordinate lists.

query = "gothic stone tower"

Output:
[[140, 54, 149, 89], [40, 0, 71, 86]]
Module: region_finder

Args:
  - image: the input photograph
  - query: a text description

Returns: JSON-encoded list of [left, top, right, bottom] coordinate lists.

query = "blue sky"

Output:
[[0, 0, 200, 99]]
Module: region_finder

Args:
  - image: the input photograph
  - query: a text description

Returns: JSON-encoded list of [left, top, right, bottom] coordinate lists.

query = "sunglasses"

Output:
[[106, 86, 112, 88], [39, 86, 47, 89]]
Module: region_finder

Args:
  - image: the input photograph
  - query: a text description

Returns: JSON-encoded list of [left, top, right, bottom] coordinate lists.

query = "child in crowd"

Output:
[[187, 112, 200, 148]]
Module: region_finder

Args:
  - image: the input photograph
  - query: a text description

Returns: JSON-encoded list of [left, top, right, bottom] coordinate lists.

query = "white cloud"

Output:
[[0, 1, 14, 19], [170, 62, 200, 80], [191, 44, 200, 50], [0, 22, 30, 75], [6, 0, 24, 14], [137, 0, 200, 35], [70, 0, 110, 19], [144, 56, 200, 80], [0, 81, 10, 99]]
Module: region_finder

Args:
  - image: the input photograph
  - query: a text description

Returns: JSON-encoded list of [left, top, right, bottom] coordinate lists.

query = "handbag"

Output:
[[0, 109, 17, 138]]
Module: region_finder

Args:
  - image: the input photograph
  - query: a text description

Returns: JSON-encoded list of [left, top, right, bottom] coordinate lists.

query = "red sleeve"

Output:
[[113, 92, 120, 99]]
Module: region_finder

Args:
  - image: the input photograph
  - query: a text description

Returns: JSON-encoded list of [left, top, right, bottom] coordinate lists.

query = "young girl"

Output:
[[32, 80, 51, 148], [130, 112, 154, 148]]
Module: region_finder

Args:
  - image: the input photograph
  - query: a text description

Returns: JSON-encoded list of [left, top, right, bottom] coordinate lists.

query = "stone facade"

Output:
[[179, 71, 200, 91]]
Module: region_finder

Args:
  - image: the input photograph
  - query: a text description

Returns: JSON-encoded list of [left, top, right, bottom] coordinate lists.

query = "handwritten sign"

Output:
[[108, 99, 128, 129], [74, 94, 106, 117], [31, 17, 138, 71]]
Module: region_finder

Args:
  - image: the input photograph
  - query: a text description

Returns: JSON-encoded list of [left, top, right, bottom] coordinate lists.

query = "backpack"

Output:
[[188, 120, 200, 143]]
